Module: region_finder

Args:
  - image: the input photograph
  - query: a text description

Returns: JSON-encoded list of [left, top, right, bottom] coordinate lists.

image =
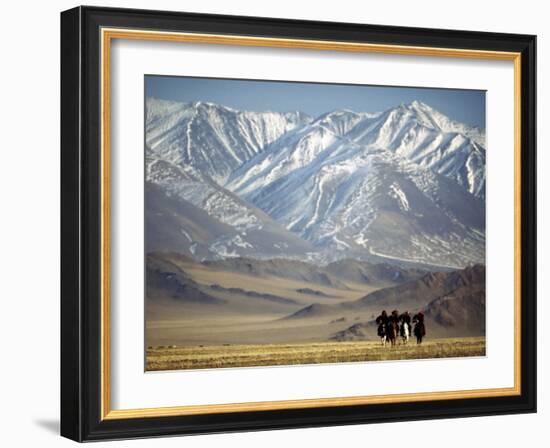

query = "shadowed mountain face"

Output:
[[423, 284, 485, 330], [145, 98, 485, 268], [324, 259, 427, 285], [289, 264, 485, 315], [353, 263, 485, 309], [146, 253, 304, 311], [148, 252, 426, 295], [146, 253, 226, 305], [290, 264, 486, 339], [201, 257, 428, 289]]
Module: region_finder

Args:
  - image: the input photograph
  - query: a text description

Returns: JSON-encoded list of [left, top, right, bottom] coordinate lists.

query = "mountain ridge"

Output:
[[284, 264, 485, 333], [145, 98, 486, 268]]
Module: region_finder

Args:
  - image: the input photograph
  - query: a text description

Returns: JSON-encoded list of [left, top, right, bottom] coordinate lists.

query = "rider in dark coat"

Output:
[[384, 310, 400, 341], [399, 311, 411, 325], [399, 311, 411, 337], [413, 312, 426, 343], [375, 310, 389, 337]]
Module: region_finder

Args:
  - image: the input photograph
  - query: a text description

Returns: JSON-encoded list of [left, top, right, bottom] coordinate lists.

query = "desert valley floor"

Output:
[[146, 252, 486, 370]]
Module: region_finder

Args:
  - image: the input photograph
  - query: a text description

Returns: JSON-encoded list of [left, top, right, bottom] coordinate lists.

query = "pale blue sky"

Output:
[[145, 75, 486, 129]]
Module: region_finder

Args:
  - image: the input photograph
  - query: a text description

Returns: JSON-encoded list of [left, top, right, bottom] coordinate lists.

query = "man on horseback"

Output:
[[413, 312, 426, 344], [385, 310, 400, 346], [375, 310, 389, 346], [390, 310, 400, 326], [399, 311, 412, 344]]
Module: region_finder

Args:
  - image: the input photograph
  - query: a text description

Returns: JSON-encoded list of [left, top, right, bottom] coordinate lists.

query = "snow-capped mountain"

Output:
[[146, 155, 314, 260], [344, 101, 486, 198], [228, 101, 485, 199], [145, 97, 485, 267], [146, 98, 312, 183], [227, 126, 484, 267]]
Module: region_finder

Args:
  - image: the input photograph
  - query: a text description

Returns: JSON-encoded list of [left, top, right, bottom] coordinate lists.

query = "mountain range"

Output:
[[145, 97, 486, 268]]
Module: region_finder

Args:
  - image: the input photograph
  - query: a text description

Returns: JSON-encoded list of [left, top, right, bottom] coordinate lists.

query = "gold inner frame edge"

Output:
[[100, 27, 522, 421]]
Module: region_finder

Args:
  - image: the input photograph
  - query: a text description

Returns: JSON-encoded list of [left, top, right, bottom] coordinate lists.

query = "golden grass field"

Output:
[[146, 336, 485, 371]]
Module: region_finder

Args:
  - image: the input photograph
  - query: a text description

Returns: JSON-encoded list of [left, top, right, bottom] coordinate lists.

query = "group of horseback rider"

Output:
[[375, 310, 426, 346]]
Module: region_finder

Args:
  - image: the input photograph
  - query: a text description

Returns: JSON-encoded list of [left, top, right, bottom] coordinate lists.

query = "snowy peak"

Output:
[[146, 97, 312, 183], [312, 109, 376, 136], [339, 101, 486, 198], [398, 100, 444, 130], [400, 100, 485, 146]]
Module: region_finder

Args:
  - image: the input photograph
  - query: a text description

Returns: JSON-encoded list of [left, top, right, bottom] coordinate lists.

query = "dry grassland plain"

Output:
[[146, 337, 486, 371]]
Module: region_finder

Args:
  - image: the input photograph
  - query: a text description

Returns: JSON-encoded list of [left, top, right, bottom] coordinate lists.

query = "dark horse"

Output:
[[386, 310, 400, 347], [413, 312, 426, 344], [386, 320, 399, 347]]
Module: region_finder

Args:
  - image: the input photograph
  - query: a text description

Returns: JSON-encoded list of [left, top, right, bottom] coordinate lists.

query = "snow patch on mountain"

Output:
[[389, 183, 410, 212]]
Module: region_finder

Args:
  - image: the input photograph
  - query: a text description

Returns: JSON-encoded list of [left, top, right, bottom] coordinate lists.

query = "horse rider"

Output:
[[399, 311, 412, 339], [389, 309, 400, 327], [375, 310, 389, 338], [412, 311, 426, 344]]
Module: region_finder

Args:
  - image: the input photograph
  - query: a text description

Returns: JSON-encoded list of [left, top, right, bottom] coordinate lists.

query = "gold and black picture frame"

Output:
[[61, 6, 536, 442]]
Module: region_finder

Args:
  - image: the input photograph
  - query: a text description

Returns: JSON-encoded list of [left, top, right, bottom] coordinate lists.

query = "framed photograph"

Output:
[[60, 6, 536, 442]]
